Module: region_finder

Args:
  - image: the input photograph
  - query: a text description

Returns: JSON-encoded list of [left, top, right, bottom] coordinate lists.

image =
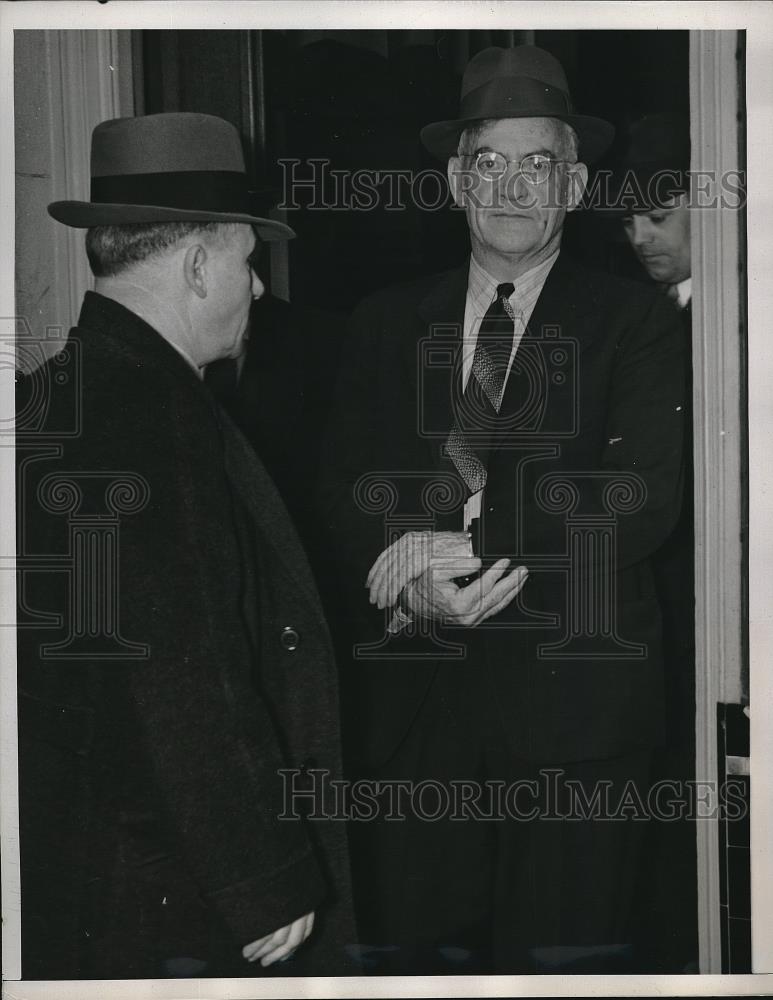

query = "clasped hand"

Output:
[[366, 530, 528, 627], [242, 911, 314, 967]]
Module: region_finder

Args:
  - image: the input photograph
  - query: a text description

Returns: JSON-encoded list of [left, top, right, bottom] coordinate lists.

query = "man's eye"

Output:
[[649, 214, 665, 224]]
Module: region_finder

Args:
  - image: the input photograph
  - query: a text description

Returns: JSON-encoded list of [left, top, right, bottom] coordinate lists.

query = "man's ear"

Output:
[[566, 162, 589, 214], [183, 244, 208, 299]]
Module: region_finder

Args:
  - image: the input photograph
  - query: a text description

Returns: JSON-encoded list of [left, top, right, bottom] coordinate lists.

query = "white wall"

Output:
[[14, 30, 134, 371]]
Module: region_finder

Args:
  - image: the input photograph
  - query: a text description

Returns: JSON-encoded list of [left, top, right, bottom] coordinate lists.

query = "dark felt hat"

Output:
[[48, 112, 294, 241], [420, 45, 614, 163], [602, 111, 691, 214]]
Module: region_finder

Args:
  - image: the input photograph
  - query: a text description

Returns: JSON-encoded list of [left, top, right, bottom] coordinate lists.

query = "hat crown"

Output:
[[462, 45, 570, 101], [90, 112, 246, 177], [48, 111, 294, 239], [625, 111, 690, 170], [419, 43, 613, 164]]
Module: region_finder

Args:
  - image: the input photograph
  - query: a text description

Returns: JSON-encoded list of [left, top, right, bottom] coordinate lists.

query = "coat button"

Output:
[[280, 626, 300, 651]]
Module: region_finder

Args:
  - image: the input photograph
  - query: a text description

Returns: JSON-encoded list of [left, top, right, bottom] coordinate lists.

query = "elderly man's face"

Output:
[[622, 194, 691, 285], [448, 117, 587, 273]]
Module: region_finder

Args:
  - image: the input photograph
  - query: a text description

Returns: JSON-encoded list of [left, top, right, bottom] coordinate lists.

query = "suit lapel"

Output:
[[495, 254, 604, 448], [403, 256, 607, 463], [413, 264, 468, 467]]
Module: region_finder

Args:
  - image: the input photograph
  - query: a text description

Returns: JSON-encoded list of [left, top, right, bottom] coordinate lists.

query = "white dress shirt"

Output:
[[674, 277, 692, 309]]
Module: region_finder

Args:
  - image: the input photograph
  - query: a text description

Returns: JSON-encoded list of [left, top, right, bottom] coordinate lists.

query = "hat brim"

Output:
[[421, 113, 615, 164], [592, 166, 690, 215], [47, 201, 295, 241]]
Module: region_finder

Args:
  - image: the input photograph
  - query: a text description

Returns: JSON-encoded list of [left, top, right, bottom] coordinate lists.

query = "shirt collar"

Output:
[[468, 249, 560, 311], [675, 277, 692, 309]]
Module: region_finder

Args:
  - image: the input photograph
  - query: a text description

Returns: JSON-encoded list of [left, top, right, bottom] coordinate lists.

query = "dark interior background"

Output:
[[138, 29, 689, 309]]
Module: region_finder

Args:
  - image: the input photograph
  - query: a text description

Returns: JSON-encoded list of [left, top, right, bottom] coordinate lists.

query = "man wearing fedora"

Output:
[[617, 112, 692, 306], [612, 111, 697, 970], [605, 115, 694, 737], [318, 46, 686, 973], [17, 113, 355, 979]]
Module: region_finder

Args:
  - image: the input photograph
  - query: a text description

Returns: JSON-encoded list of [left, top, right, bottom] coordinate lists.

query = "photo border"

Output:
[[2, 1, 772, 996]]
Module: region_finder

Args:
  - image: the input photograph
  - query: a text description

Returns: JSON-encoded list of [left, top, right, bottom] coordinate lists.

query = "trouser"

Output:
[[351, 664, 653, 974]]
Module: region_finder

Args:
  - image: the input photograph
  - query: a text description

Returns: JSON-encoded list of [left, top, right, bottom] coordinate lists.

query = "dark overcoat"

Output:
[[16, 292, 356, 979], [318, 253, 687, 769]]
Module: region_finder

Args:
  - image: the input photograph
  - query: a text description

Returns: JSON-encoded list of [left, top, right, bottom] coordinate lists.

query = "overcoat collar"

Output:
[[76, 292, 322, 610], [77, 290, 205, 390]]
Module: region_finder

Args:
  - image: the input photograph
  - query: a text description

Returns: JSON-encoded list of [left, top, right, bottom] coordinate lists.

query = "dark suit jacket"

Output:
[[318, 253, 686, 768], [16, 292, 355, 979], [651, 298, 695, 750]]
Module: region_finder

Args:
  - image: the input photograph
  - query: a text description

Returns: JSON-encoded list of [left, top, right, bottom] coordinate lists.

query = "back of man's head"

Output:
[[85, 221, 236, 278]]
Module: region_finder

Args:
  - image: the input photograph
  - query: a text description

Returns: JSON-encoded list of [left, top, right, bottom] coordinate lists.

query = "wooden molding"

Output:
[[690, 28, 745, 974]]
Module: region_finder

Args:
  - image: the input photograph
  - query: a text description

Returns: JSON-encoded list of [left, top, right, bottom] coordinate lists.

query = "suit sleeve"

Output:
[[597, 290, 687, 568], [101, 388, 326, 946]]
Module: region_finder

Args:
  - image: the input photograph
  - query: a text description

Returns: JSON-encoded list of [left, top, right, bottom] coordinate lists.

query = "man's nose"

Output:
[[251, 271, 265, 300], [500, 165, 531, 206], [629, 216, 653, 247]]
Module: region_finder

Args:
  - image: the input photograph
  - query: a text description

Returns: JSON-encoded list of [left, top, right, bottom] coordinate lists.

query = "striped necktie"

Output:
[[444, 281, 515, 498]]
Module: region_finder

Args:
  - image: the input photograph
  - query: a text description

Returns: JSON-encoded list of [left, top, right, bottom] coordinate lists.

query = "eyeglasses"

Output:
[[463, 149, 573, 185]]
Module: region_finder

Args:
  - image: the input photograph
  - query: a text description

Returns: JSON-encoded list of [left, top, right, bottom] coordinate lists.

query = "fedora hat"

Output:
[[48, 112, 294, 241], [420, 45, 614, 164], [600, 111, 691, 214]]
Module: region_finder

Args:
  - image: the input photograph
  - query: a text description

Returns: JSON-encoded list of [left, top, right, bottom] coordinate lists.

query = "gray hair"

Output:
[[457, 118, 579, 162], [85, 221, 242, 278]]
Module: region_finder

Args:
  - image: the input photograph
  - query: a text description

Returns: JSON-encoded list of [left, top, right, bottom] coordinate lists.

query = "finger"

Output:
[[377, 549, 404, 608], [479, 568, 529, 622], [366, 548, 389, 590], [379, 535, 430, 609], [386, 540, 420, 608], [304, 911, 315, 940], [451, 558, 511, 614], [261, 917, 308, 967], [373, 538, 411, 607], [479, 590, 519, 623], [242, 933, 273, 960], [431, 556, 482, 583], [476, 557, 518, 597], [367, 534, 406, 587], [461, 566, 528, 625], [250, 925, 289, 961], [242, 923, 285, 959], [478, 564, 528, 611], [374, 556, 400, 608], [365, 557, 379, 589], [371, 556, 395, 606], [368, 537, 403, 597]]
